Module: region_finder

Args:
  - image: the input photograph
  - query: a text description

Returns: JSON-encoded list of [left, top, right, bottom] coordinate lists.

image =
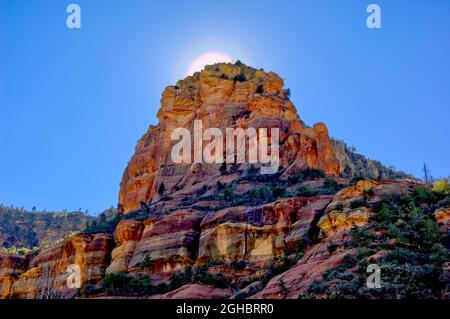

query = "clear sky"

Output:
[[1, 0, 449, 214]]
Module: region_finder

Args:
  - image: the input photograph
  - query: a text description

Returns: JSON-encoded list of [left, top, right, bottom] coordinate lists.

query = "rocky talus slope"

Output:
[[0, 63, 447, 299]]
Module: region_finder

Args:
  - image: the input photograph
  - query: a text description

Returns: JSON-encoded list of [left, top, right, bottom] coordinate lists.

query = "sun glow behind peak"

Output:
[[186, 51, 234, 76], [175, 40, 251, 80]]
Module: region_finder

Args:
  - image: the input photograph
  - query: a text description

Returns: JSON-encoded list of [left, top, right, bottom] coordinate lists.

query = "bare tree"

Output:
[[35, 248, 65, 299], [423, 162, 433, 187]]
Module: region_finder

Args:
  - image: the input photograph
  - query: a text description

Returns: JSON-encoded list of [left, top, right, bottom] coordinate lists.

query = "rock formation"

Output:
[[1, 63, 445, 300], [0, 233, 113, 299], [119, 63, 340, 213], [317, 180, 419, 237]]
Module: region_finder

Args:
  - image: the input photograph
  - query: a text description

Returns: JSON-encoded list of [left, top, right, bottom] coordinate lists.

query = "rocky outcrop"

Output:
[[0, 255, 29, 299], [284, 195, 333, 246], [119, 63, 340, 213], [158, 283, 233, 299], [252, 233, 352, 299], [331, 139, 413, 180], [127, 210, 205, 282], [317, 180, 419, 237], [0, 233, 113, 299], [106, 220, 144, 274], [317, 208, 373, 237], [198, 197, 310, 262]]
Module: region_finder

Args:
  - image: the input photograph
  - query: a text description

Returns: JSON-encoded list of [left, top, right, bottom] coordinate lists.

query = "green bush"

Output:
[[295, 185, 318, 197], [101, 273, 154, 297], [140, 254, 153, 270], [234, 73, 246, 82], [192, 264, 229, 288], [414, 186, 438, 204], [350, 199, 366, 209], [83, 213, 121, 235], [271, 185, 286, 198], [169, 266, 193, 291], [288, 169, 325, 185], [322, 177, 345, 194], [230, 260, 248, 271]]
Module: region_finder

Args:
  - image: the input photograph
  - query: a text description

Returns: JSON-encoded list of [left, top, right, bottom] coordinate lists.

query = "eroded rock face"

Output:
[[251, 233, 353, 299], [127, 210, 205, 282], [317, 208, 373, 237], [0, 255, 29, 299], [1, 233, 113, 299], [318, 180, 420, 237], [0, 255, 28, 275], [106, 220, 144, 274], [119, 63, 340, 213], [285, 195, 333, 247], [198, 197, 308, 262]]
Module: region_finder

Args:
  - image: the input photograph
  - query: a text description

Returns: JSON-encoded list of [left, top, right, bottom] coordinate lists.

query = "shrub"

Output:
[[222, 187, 234, 202], [322, 177, 345, 195], [102, 273, 129, 296], [230, 260, 248, 271], [288, 168, 325, 185], [271, 185, 285, 198], [140, 254, 153, 270], [349, 175, 365, 186], [192, 264, 228, 288], [432, 179, 450, 196], [83, 213, 121, 235], [80, 283, 104, 297], [327, 243, 340, 253], [364, 188, 375, 197], [234, 73, 246, 82], [350, 200, 366, 209], [101, 273, 154, 296], [414, 186, 438, 204], [169, 266, 193, 291], [256, 84, 264, 94], [295, 185, 318, 197]]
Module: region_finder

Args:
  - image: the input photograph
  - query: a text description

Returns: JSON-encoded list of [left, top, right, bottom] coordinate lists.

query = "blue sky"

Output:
[[1, 0, 449, 214]]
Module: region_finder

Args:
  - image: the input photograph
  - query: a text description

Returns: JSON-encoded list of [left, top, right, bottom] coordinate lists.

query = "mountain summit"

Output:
[[119, 62, 341, 213], [118, 62, 408, 214]]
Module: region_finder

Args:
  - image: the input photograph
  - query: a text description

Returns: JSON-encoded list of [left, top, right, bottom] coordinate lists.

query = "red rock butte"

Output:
[[119, 63, 340, 213]]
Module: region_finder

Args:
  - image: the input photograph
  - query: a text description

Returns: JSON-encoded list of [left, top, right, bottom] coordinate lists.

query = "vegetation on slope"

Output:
[[0, 205, 94, 253], [303, 186, 450, 299]]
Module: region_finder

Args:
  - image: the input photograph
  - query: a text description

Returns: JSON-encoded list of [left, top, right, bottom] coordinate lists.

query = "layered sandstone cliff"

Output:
[[0, 234, 113, 299], [118, 63, 340, 213]]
